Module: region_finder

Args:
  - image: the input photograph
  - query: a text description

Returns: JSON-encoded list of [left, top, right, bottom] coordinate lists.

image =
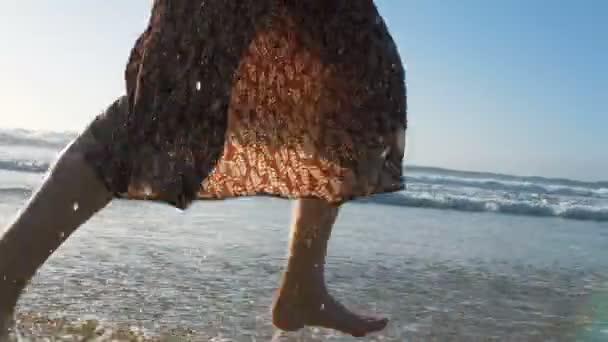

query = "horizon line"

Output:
[[1, 125, 606, 185]]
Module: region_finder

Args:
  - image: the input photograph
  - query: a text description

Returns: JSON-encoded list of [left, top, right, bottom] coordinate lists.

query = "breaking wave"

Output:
[[0, 159, 50, 173], [1, 128, 607, 222], [0, 186, 32, 197], [406, 174, 608, 199], [0, 128, 76, 149], [2, 180, 606, 222], [362, 192, 608, 222]]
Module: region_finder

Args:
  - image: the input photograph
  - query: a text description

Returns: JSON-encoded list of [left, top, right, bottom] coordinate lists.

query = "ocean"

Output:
[[1, 128, 607, 341]]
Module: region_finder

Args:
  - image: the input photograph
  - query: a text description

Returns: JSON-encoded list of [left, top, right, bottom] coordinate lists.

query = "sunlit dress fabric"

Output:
[[85, 0, 408, 209]]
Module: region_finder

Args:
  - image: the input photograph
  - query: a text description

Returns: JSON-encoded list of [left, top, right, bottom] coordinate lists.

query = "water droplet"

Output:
[[380, 147, 390, 159], [196, 81, 202, 91], [320, 303, 325, 311], [73, 202, 79, 211], [59, 231, 65, 238]]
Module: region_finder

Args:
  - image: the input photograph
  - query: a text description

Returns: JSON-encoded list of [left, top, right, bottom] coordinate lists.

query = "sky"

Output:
[[0, 1, 606, 181]]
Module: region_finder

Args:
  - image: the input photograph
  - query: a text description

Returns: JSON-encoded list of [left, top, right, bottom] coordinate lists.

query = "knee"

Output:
[[293, 198, 339, 226], [47, 96, 129, 193], [83, 96, 128, 145], [67, 96, 128, 156]]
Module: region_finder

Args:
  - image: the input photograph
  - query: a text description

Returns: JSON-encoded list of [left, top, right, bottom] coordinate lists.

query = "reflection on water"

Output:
[[1, 196, 607, 341]]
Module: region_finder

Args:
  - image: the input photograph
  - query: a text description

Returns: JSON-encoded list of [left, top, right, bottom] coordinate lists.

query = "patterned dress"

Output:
[[85, 0, 408, 209]]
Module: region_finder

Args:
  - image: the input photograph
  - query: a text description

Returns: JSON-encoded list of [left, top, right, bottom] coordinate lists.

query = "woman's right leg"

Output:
[[272, 198, 388, 337]]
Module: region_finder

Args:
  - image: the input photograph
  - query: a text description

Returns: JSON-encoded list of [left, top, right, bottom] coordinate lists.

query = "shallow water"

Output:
[[2, 192, 607, 341]]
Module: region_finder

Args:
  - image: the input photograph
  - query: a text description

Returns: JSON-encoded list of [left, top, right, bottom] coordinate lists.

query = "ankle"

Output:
[[279, 275, 328, 305]]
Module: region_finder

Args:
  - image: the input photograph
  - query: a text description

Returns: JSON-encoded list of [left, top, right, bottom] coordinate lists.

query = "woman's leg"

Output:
[[272, 198, 388, 337], [0, 115, 114, 339]]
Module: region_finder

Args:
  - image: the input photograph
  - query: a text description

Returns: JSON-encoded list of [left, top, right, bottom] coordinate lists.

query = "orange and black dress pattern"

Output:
[[85, 0, 408, 209]]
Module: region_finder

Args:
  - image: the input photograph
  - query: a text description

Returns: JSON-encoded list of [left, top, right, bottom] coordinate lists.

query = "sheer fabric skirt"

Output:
[[85, 0, 408, 209]]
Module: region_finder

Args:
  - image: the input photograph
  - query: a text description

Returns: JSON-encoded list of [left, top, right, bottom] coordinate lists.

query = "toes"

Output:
[[350, 317, 389, 337], [366, 317, 389, 332]]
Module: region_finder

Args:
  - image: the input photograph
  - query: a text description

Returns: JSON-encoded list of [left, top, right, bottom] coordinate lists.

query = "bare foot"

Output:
[[272, 289, 388, 337]]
